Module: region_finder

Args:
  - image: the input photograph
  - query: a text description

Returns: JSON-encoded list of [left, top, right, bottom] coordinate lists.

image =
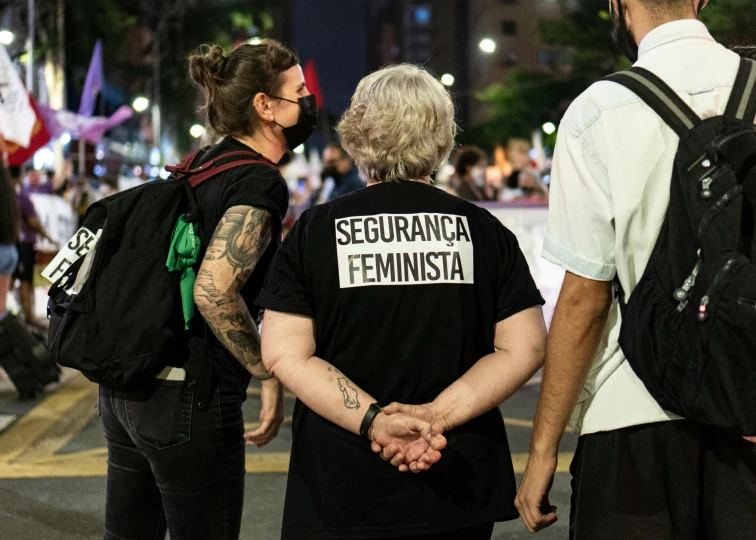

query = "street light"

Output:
[[132, 96, 150, 113], [440, 73, 455, 87], [542, 122, 557, 135], [0, 30, 14, 45], [479, 38, 496, 54], [190, 124, 205, 139]]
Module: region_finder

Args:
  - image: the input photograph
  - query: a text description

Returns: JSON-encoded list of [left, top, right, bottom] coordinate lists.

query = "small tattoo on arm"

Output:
[[337, 377, 360, 410]]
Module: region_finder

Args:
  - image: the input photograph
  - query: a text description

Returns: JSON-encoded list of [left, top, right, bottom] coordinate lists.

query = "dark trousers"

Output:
[[391, 522, 494, 540], [570, 421, 756, 540], [99, 355, 246, 540]]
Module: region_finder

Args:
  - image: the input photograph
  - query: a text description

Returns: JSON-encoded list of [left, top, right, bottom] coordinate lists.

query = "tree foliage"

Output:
[[469, 0, 756, 150]]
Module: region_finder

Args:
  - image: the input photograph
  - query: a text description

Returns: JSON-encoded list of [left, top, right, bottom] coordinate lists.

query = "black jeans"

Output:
[[99, 353, 246, 540]]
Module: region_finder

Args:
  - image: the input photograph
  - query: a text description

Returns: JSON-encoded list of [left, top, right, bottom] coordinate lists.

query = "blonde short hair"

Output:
[[337, 64, 457, 184]]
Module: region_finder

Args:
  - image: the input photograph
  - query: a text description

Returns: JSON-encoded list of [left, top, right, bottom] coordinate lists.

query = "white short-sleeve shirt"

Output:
[[543, 20, 751, 436]]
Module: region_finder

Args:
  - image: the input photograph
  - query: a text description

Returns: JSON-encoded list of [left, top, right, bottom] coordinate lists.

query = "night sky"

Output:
[[292, 0, 369, 118]]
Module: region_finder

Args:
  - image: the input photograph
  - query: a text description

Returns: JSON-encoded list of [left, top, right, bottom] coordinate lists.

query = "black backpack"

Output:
[[47, 148, 278, 409], [604, 58, 756, 436]]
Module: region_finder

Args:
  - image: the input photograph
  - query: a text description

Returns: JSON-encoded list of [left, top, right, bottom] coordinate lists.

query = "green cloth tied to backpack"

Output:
[[166, 215, 201, 330]]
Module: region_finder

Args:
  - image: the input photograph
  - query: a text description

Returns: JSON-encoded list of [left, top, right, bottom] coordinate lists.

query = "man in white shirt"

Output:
[[516, 1, 756, 538]]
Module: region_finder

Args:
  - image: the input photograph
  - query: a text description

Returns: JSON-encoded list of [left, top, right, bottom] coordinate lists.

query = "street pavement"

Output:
[[0, 373, 576, 540]]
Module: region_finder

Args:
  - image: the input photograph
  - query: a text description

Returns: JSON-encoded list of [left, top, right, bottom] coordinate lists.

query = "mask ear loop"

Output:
[[268, 95, 305, 128]]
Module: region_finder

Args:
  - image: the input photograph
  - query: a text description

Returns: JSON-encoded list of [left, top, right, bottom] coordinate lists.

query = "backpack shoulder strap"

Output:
[[166, 147, 207, 176], [168, 149, 280, 222], [724, 58, 756, 122], [166, 150, 279, 188], [603, 67, 702, 138], [186, 151, 278, 188]]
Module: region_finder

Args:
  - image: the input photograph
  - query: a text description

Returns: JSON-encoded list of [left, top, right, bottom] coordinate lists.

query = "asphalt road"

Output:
[[0, 374, 577, 540]]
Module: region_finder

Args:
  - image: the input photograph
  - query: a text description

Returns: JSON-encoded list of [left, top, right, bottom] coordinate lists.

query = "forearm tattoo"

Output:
[[338, 378, 360, 409], [196, 206, 274, 381]]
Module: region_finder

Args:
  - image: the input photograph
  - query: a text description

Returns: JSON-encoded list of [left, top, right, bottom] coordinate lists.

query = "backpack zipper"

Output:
[[697, 184, 743, 240], [712, 128, 756, 153], [675, 250, 702, 312], [700, 176, 714, 199], [697, 256, 739, 322], [738, 297, 756, 311]]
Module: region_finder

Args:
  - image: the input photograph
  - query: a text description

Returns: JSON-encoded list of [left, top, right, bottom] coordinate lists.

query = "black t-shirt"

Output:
[[256, 181, 544, 539], [188, 136, 289, 396]]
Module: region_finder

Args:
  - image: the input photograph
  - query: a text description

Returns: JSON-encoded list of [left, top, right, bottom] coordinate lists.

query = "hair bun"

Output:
[[188, 44, 226, 89]]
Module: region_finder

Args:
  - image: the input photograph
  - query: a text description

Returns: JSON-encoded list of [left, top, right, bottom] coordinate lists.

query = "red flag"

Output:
[[303, 60, 324, 109], [6, 97, 52, 166]]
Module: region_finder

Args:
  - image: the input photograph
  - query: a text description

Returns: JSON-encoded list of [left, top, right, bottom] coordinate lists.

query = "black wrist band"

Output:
[[359, 402, 382, 440]]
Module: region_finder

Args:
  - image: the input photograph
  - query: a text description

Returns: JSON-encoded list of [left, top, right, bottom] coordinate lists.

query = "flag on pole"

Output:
[[0, 44, 37, 148], [5, 97, 51, 166], [37, 103, 133, 144], [79, 40, 103, 117]]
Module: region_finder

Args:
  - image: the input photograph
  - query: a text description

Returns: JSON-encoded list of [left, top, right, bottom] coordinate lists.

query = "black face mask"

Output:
[[271, 94, 318, 150], [610, 1, 639, 63], [321, 165, 343, 185]]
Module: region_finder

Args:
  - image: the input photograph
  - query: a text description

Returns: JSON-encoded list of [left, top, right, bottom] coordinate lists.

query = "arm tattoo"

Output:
[[207, 207, 273, 274], [219, 312, 248, 326], [195, 206, 275, 381], [337, 377, 361, 410], [194, 270, 233, 307]]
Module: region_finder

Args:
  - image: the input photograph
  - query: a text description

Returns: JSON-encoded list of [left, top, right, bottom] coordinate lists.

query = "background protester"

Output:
[[322, 141, 365, 201], [0, 164, 19, 316], [452, 145, 497, 201], [515, 168, 549, 202], [517, 0, 756, 537], [97, 39, 310, 540], [11, 165, 56, 328], [256, 64, 547, 540]]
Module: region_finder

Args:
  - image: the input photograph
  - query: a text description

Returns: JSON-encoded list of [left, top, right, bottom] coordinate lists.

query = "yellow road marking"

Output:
[[0, 450, 569, 478], [0, 374, 573, 478], [503, 417, 534, 429], [512, 452, 573, 474], [0, 449, 293, 478], [14, 385, 98, 464], [0, 374, 95, 465], [503, 417, 573, 433]]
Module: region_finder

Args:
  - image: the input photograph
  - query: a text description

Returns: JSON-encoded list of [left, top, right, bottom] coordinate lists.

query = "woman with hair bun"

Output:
[[98, 39, 316, 540]]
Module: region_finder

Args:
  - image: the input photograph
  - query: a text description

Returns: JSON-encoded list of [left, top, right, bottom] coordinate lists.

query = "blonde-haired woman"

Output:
[[257, 64, 547, 540]]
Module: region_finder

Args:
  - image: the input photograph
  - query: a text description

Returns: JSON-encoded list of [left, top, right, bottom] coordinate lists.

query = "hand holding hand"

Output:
[[368, 410, 446, 473]]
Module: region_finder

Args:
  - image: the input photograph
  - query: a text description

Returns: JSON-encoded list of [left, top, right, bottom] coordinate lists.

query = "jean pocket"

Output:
[[124, 379, 195, 449]]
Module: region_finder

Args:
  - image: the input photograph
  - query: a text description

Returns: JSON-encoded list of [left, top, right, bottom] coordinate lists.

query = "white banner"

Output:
[[29, 193, 78, 252], [480, 203, 563, 325]]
